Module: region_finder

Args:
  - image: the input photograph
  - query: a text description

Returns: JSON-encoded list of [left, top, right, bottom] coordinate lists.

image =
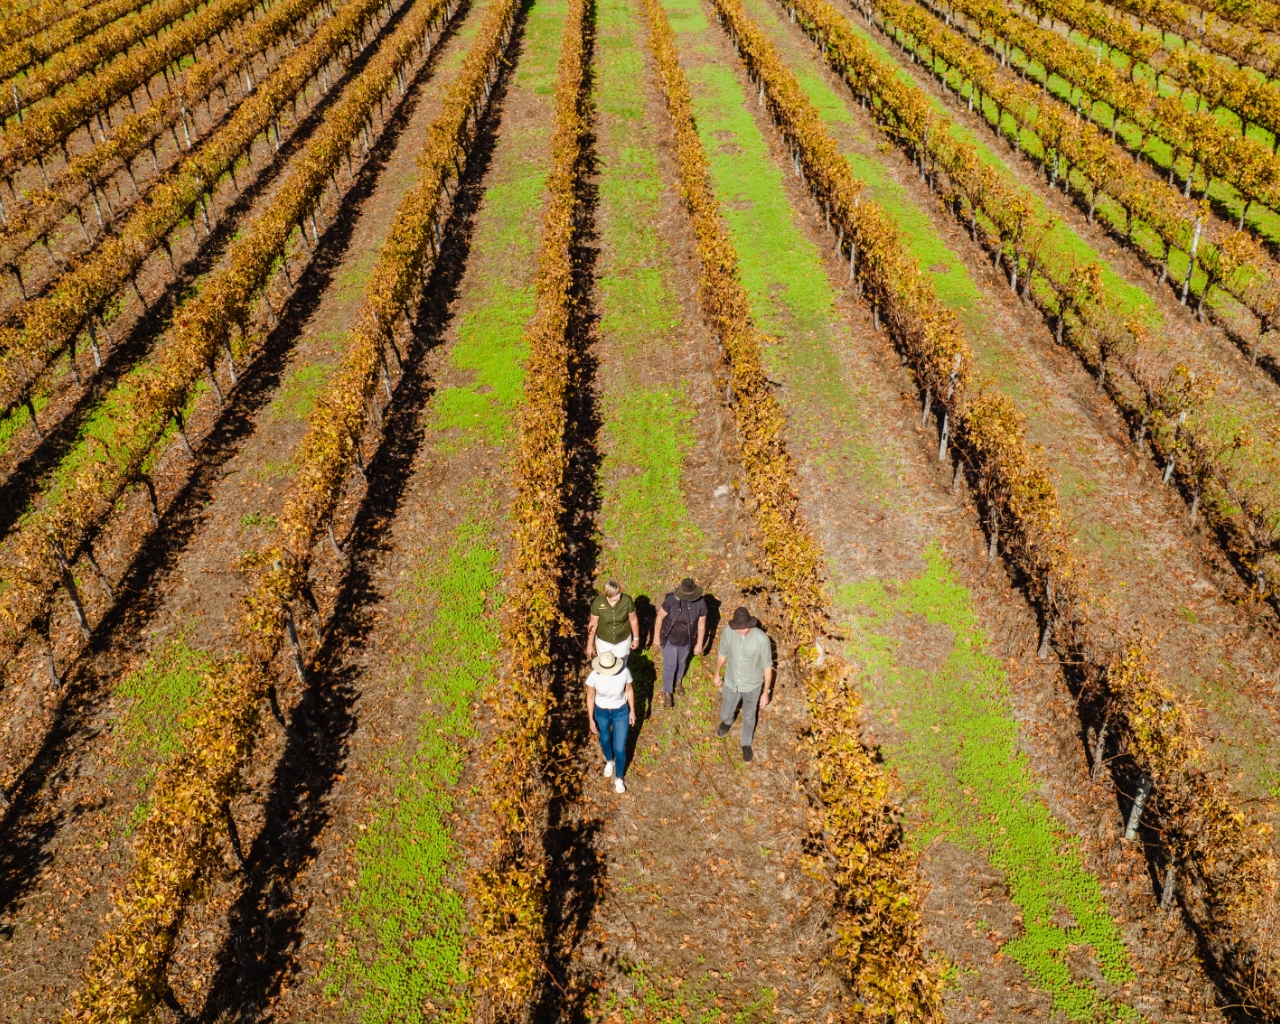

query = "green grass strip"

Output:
[[839, 546, 1141, 1023], [318, 0, 563, 1013], [661, 0, 1141, 1015], [596, 0, 706, 594], [322, 513, 501, 1023]]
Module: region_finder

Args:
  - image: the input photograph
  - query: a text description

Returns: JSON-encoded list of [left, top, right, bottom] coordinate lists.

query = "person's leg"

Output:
[[719, 686, 743, 728], [661, 643, 688, 695], [593, 705, 615, 765], [740, 684, 763, 747], [609, 705, 630, 777], [673, 643, 690, 690]]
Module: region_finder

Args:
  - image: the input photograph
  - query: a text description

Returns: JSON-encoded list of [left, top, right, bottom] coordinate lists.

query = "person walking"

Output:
[[586, 649, 635, 794], [714, 606, 773, 762], [587, 580, 639, 664], [652, 577, 707, 708]]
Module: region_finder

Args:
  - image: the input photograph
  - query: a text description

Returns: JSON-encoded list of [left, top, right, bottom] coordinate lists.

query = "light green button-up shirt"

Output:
[[719, 626, 770, 692]]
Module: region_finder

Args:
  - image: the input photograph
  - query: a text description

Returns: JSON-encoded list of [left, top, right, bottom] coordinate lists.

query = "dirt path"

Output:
[[0, 1, 490, 1013], [652, 0, 1232, 1017], [547, 0, 845, 1016]]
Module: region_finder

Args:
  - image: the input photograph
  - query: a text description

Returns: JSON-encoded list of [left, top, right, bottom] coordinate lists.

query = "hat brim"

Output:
[[728, 614, 758, 629], [591, 656, 625, 675], [675, 584, 704, 601]]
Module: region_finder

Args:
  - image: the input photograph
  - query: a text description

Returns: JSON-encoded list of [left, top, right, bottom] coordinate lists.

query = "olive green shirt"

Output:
[[590, 592, 635, 644]]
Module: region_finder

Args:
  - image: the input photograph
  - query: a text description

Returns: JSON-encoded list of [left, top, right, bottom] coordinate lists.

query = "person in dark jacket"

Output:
[[652, 577, 707, 709]]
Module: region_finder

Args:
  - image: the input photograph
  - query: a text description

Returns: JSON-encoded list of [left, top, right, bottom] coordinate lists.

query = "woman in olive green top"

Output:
[[587, 580, 639, 664]]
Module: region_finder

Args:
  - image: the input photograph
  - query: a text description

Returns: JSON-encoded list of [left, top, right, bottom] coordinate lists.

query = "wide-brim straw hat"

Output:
[[591, 650, 624, 675], [728, 606, 758, 630], [674, 577, 703, 601]]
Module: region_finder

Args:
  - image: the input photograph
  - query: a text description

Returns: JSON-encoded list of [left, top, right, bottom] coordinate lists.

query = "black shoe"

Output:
[[742, 745, 753, 762], [664, 692, 674, 709], [716, 723, 731, 738]]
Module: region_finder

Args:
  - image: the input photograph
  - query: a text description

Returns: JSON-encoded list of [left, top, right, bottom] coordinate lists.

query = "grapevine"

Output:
[[0, 0, 452, 694], [465, 0, 586, 1011], [871, 0, 1280, 372], [6, 0, 225, 112], [0, 0, 116, 53], [0, 0, 332, 272], [768, 0, 1280, 1003], [0, 0, 397, 431], [1014, 0, 1280, 151], [0, 0, 277, 179], [644, 0, 946, 1015], [933, 0, 1280, 229], [0, 0, 152, 84], [61, 0, 519, 1014], [854, 0, 1280, 595], [1101, 0, 1280, 80]]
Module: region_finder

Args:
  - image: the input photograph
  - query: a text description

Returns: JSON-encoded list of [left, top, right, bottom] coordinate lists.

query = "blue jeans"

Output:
[[593, 704, 630, 777]]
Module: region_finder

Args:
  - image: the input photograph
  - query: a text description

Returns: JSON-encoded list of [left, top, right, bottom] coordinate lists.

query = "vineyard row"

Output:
[[1013, 0, 1280, 156], [0, 0, 332, 275], [0, 0, 129, 54], [870, 0, 1280, 374], [0, 0, 445, 757], [850, 0, 1280, 604], [62, 0, 522, 1014], [8, 0, 225, 114], [1, 0, 279, 180], [0, 0, 397, 436], [645, 0, 947, 1015], [0, 0, 151, 85], [765, 0, 1280, 1007], [1094, 0, 1280, 80], [466, 0, 586, 1012], [937, 0, 1280, 242]]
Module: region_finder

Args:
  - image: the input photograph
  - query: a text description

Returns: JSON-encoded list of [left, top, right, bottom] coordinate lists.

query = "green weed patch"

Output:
[[839, 545, 1141, 1022], [318, 0, 564, 1012], [323, 516, 500, 1023], [596, 0, 706, 591], [664, 0, 890, 489]]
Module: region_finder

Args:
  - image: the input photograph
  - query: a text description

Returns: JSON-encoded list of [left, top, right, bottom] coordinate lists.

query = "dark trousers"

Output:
[[661, 642, 692, 695], [593, 704, 629, 777]]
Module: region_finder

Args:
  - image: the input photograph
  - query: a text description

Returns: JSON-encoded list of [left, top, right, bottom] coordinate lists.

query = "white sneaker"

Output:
[[615, 777, 626, 794], [603, 760, 615, 778]]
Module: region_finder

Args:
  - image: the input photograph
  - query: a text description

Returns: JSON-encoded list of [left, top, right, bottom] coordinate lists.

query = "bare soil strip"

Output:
[[547, 0, 847, 1016]]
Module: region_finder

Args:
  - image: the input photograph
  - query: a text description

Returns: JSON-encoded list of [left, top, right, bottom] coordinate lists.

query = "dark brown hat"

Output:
[[674, 577, 703, 601], [728, 606, 757, 630]]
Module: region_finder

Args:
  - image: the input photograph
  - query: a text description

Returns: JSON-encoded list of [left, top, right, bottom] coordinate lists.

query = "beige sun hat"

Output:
[[591, 650, 624, 675]]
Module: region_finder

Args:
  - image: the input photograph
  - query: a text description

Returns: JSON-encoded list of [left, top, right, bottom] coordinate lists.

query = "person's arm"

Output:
[[625, 682, 636, 726], [629, 610, 640, 649], [586, 613, 599, 657], [586, 683, 598, 733], [760, 665, 774, 708], [652, 606, 667, 649], [715, 654, 727, 687], [695, 614, 707, 655]]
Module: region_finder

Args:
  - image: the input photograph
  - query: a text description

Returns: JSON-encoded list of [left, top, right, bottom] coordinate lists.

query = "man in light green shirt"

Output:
[[715, 606, 773, 762]]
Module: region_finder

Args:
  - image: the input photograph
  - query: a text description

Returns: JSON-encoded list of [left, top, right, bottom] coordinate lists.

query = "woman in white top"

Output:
[[586, 649, 635, 794]]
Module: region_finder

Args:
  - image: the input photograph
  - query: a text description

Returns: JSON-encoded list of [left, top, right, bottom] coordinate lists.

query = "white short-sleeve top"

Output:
[[586, 667, 632, 709]]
